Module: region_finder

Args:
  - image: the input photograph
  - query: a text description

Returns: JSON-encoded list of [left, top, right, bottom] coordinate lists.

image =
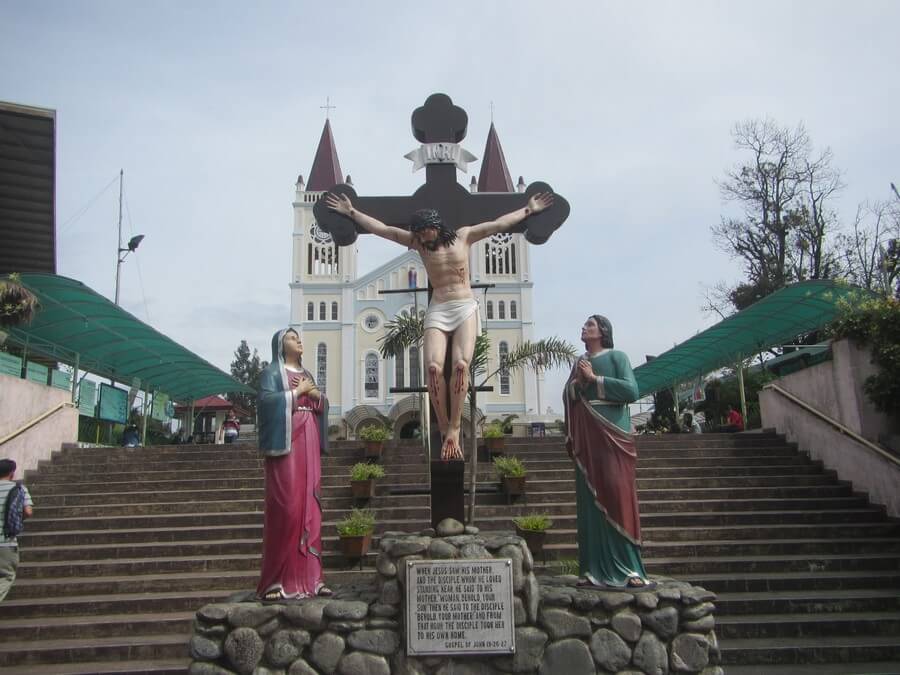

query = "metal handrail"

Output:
[[0, 401, 76, 447], [763, 383, 900, 467]]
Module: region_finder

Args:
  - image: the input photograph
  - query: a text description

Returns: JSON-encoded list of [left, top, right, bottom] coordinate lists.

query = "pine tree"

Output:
[[227, 340, 267, 420]]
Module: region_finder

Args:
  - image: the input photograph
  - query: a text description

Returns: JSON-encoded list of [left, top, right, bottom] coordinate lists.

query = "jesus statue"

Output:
[[325, 191, 554, 461]]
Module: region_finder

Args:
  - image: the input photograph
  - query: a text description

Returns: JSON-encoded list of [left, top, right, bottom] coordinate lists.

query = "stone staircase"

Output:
[[0, 432, 897, 673]]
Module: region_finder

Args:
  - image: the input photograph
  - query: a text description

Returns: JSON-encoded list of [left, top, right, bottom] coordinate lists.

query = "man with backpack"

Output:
[[0, 458, 34, 601]]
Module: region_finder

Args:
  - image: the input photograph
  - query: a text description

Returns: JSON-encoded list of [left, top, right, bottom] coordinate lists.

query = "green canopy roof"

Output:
[[5, 273, 253, 401], [632, 280, 870, 397]]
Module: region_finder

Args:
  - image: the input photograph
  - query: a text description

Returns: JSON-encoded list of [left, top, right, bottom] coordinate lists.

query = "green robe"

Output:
[[565, 349, 648, 587]]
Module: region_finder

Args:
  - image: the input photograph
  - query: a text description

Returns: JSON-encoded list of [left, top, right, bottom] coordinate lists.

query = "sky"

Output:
[[2, 1, 899, 411]]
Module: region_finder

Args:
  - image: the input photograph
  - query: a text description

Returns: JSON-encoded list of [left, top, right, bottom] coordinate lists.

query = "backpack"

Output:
[[3, 483, 26, 539]]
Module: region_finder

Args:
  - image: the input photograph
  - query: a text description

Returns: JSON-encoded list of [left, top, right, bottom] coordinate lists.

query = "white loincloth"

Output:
[[424, 298, 481, 333]]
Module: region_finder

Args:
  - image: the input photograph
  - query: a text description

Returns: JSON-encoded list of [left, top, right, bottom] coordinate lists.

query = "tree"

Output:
[[838, 199, 900, 297], [227, 340, 267, 420], [708, 119, 843, 314]]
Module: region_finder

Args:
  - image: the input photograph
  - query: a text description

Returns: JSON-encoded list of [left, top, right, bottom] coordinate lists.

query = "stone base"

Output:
[[190, 523, 720, 674]]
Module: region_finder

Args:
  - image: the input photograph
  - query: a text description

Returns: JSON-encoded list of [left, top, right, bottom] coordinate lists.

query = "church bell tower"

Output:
[[290, 118, 358, 326]]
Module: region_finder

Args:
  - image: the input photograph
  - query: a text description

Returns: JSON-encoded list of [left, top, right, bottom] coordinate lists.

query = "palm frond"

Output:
[[478, 337, 578, 386], [470, 331, 491, 379], [379, 312, 424, 358]]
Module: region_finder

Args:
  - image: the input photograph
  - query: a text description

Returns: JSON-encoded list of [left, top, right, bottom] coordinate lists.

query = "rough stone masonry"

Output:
[[189, 519, 721, 675]]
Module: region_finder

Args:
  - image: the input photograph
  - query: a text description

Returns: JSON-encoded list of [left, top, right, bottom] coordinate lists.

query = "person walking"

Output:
[[0, 458, 34, 601]]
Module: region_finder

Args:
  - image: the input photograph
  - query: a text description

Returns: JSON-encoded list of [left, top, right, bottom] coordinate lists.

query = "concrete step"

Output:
[[717, 611, 900, 639], [724, 661, 900, 674], [0, 659, 187, 675], [680, 570, 900, 594], [32, 493, 429, 519], [8, 570, 259, 600], [0, 634, 188, 668], [719, 635, 900, 666], [0, 611, 192, 642], [644, 552, 900, 575], [11, 431, 899, 671], [0, 590, 234, 620], [716, 588, 900, 615]]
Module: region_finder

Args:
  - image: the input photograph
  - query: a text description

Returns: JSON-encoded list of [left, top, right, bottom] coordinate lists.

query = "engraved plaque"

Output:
[[406, 558, 515, 656]]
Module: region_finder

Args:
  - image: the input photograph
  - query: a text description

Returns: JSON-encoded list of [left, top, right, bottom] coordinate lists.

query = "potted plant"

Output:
[[336, 508, 376, 566], [359, 424, 391, 459], [513, 514, 553, 560], [350, 462, 385, 501], [0, 273, 40, 328], [484, 422, 506, 454], [494, 455, 527, 503]]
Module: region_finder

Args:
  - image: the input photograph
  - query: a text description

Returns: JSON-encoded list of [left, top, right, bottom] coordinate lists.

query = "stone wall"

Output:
[[190, 522, 721, 675], [760, 339, 900, 517]]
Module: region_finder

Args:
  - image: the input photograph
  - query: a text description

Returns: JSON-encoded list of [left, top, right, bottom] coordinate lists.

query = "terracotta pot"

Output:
[[351, 479, 375, 500], [340, 532, 372, 559], [486, 436, 505, 453], [364, 441, 384, 459], [502, 475, 526, 496], [515, 524, 549, 555]]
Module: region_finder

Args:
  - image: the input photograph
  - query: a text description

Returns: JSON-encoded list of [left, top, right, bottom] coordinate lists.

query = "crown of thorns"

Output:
[[409, 209, 457, 246]]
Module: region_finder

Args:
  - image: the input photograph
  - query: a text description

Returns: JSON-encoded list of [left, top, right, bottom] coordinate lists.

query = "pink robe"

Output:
[[256, 391, 325, 598]]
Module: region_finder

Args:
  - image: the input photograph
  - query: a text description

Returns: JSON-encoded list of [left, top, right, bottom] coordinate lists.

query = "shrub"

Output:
[[336, 508, 375, 536], [359, 424, 391, 442], [484, 423, 504, 439], [0, 273, 40, 328], [500, 414, 518, 434], [493, 455, 526, 478], [350, 462, 385, 481], [513, 514, 552, 532]]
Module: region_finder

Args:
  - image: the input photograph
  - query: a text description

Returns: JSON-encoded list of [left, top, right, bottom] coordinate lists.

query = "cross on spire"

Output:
[[320, 96, 336, 119]]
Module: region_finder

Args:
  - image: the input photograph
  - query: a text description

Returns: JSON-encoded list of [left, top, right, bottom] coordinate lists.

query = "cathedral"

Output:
[[289, 118, 545, 438]]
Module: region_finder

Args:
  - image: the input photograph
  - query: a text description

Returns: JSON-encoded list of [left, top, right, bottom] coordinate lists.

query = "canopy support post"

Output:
[[141, 390, 152, 445], [71, 353, 80, 404], [737, 359, 748, 428]]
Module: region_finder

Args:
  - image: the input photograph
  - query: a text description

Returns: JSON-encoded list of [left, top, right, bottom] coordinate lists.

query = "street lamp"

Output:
[[112, 169, 145, 305], [115, 234, 144, 305]]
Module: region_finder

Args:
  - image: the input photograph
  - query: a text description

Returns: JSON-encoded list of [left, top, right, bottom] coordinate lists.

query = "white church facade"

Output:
[[289, 119, 546, 437]]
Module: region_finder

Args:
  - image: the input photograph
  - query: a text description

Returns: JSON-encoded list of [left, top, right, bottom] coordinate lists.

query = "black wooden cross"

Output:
[[313, 93, 570, 527], [312, 93, 569, 245]]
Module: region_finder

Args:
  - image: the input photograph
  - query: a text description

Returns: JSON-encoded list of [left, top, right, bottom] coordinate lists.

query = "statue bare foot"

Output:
[[441, 434, 464, 461]]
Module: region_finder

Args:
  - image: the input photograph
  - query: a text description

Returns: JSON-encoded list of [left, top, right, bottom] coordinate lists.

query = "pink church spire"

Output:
[[476, 122, 514, 193], [306, 119, 344, 191]]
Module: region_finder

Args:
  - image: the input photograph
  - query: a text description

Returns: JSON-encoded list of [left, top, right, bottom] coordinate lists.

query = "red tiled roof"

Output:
[[173, 395, 235, 413], [306, 119, 344, 191], [477, 122, 514, 193]]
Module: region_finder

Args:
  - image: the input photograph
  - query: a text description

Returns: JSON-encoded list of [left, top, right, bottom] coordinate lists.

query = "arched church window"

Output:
[[498, 301, 506, 320], [307, 302, 314, 321], [308, 222, 339, 276], [486, 301, 494, 320], [395, 352, 405, 389], [317, 343, 327, 394], [409, 346, 420, 387], [486, 233, 515, 276], [510, 301, 517, 319], [331, 302, 338, 320], [365, 353, 379, 398], [499, 341, 510, 395], [319, 302, 326, 320]]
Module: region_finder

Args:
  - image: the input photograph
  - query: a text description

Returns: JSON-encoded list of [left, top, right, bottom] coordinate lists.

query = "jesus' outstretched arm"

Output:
[[324, 193, 413, 247], [462, 192, 554, 243]]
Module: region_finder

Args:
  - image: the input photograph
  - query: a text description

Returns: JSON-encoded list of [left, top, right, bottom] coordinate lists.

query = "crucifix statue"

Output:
[[314, 92, 569, 464]]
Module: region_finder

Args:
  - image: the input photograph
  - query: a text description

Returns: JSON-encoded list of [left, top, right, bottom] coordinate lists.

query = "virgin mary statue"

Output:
[[256, 328, 331, 600]]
